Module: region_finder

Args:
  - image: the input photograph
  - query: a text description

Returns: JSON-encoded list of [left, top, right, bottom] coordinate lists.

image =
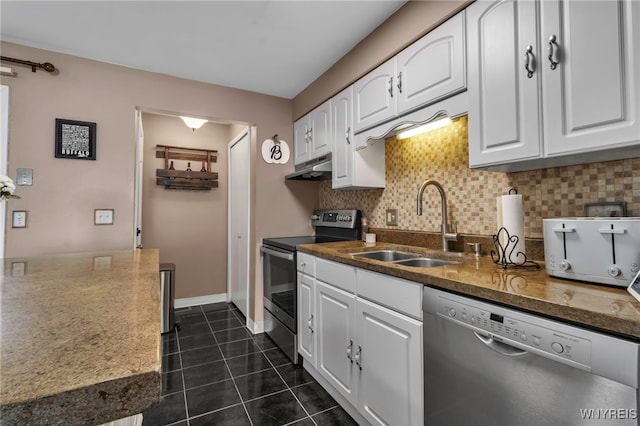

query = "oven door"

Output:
[[261, 244, 297, 332]]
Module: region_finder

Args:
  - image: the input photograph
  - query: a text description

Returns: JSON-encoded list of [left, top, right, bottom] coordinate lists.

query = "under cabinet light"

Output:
[[180, 116, 208, 131], [397, 117, 452, 139]]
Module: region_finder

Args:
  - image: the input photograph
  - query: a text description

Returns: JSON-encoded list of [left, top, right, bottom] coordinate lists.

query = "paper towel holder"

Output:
[[491, 227, 540, 269]]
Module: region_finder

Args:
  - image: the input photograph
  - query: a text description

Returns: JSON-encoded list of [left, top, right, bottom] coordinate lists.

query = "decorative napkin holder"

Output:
[[491, 227, 540, 269]]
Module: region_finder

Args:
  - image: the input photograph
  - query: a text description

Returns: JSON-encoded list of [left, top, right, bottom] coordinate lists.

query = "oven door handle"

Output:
[[260, 246, 294, 261]]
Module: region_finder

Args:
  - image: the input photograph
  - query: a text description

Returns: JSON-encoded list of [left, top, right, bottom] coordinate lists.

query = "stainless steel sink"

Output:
[[394, 257, 459, 268], [353, 250, 460, 268], [353, 250, 422, 262]]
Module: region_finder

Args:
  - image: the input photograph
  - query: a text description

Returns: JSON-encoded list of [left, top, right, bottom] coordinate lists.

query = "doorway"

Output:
[[135, 111, 238, 305], [227, 127, 251, 320]]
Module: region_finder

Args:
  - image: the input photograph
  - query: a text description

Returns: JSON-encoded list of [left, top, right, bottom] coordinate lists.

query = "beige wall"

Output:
[[141, 113, 230, 299], [319, 116, 640, 239], [292, 0, 471, 119], [1, 42, 319, 323]]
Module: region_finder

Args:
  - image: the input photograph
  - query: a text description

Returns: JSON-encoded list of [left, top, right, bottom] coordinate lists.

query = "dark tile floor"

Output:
[[142, 302, 358, 426]]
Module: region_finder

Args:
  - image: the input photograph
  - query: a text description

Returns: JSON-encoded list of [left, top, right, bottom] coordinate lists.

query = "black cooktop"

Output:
[[262, 235, 352, 252]]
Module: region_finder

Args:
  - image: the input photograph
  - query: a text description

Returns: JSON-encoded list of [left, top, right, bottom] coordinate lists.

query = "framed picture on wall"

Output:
[[55, 118, 96, 160]]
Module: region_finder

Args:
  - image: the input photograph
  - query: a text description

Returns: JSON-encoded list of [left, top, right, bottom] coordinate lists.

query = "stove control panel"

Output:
[[437, 295, 592, 369], [312, 209, 361, 229]]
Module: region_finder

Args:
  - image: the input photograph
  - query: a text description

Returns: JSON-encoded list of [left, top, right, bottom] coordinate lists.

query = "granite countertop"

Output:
[[298, 241, 640, 339], [0, 249, 162, 425]]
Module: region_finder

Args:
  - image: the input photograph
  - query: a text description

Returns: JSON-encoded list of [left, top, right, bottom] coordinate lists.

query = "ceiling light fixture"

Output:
[[397, 116, 452, 140], [180, 116, 208, 131]]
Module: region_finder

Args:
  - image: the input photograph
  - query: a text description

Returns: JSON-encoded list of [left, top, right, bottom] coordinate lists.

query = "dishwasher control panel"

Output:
[[437, 295, 592, 369]]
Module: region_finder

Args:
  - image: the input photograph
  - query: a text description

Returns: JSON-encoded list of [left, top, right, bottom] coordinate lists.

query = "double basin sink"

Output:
[[352, 250, 459, 268]]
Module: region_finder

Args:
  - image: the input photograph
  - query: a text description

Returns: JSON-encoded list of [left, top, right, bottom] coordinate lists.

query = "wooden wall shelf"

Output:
[[155, 145, 219, 190]]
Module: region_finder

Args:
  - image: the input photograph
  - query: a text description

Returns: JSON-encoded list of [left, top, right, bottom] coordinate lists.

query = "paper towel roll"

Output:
[[496, 194, 525, 262]]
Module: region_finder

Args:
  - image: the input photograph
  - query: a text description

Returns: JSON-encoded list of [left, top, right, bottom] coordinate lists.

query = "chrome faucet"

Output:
[[417, 179, 458, 251]]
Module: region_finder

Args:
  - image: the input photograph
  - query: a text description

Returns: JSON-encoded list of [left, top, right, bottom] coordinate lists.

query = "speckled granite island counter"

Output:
[[298, 241, 640, 339], [0, 249, 162, 425]]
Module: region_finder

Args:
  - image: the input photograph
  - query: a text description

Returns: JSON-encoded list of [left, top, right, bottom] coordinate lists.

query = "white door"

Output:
[[353, 58, 397, 133], [133, 109, 144, 248], [228, 128, 250, 319], [316, 281, 358, 406], [396, 11, 466, 115], [357, 298, 423, 426], [293, 117, 310, 165], [0, 85, 9, 259], [467, 0, 542, 168], [331, 86, 353, 189], [309, 100, 332, 159], [541, 0, 640, 156], [297, 272, 316, 367]]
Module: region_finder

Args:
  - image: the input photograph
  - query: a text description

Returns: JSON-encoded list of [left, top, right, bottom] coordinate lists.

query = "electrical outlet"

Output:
[[94, 209, 114, 225], [386, 209, 398, 226]]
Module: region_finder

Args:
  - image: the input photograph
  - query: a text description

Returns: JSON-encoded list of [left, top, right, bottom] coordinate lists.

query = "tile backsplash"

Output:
[[319, 116, 640, 239]]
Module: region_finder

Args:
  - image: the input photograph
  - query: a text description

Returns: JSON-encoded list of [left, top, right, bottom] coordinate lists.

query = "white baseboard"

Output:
[[247, 318, 264, 334], [175, 293, 227, 309]]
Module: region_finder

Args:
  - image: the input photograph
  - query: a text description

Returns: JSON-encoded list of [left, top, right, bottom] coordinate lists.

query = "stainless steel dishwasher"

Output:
[[423, 287, 640, 426]]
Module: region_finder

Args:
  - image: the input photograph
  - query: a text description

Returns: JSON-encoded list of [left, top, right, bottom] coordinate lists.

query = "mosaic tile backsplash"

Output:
[[319, 116, 640, 239]]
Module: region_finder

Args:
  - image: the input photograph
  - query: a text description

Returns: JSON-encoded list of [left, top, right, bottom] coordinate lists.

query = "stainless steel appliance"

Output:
[[424, 287, 640, 426], [543, 217, 640, 286], [261, 209, 361, 363]]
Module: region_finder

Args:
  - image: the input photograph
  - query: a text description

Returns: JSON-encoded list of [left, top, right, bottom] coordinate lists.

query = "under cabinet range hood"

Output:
[[285, 153, 332, 181]]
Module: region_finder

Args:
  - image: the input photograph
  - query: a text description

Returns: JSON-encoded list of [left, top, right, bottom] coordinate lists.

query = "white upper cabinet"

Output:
[[332, 86, 385, 189], [331, 86, 354, 188], [541, 0, 640, 157], [396, 12, 466, 115], [294, 99, 332, 165], [467, 0, 542, 167], [353, 59, 397, 134], [353, 11, 467, 134], [468, 0, 640, 171]]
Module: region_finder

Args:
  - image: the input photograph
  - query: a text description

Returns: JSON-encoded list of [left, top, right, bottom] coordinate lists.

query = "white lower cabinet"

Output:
[[299, 256, 423, 425], [297, 272, 316, 367]]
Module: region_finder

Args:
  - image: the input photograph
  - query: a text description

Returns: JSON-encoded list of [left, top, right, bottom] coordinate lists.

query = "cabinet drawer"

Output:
[[297, 252, 316, 276], [356, 269, 422, 320], [316, 258, 356, 293]]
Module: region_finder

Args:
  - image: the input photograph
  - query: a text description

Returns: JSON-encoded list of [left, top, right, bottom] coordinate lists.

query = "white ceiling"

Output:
[[0, 1, 406, 99]]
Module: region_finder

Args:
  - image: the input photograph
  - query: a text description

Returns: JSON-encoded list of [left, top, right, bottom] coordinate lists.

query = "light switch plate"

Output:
[[94, 209, 114, 225], [386, 209, 398, 226], [12, 210, 27, 228], [11, 262, 25, 277], [16, 168, 33, 186]]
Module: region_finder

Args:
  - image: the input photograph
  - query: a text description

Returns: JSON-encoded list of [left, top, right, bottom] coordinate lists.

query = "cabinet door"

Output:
[[297, 272, 316, 367], [293, 117, 310, 165], [332, 86, 354, 188], [356, 298, 423, 426], [541, 0, 640, 156], [396, 11, 466, 115], [316, 281, 358, 406], [353, 59, 397, 133], [309, 100, 332, 159], [467, 0, 542, 168]]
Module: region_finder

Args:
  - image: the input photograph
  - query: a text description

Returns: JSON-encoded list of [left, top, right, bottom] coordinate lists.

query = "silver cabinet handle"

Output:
[[308, 127, 313, 141], [308, 314, 314, 333], [345, 127, 351, 144], [524, 45, 535, 78], [300, 262, 306, 268], [354, 345, 362, 370], [388, 77, 394, 97], [397, 72, 402, 93], [346, 339, 353, 362], [547, 35, 559, 70]]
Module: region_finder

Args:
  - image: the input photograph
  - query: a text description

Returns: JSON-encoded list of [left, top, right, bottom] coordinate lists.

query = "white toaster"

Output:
[[543, 217, 640, 287]]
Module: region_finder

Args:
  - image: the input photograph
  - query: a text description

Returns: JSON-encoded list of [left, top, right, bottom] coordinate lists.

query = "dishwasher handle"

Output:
[[474, 332, 529, 357]]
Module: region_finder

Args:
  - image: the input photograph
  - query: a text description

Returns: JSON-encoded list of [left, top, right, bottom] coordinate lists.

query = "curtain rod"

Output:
[[0, 56, 55, 73]]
